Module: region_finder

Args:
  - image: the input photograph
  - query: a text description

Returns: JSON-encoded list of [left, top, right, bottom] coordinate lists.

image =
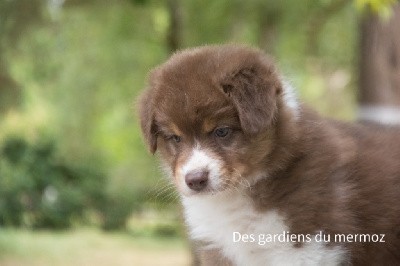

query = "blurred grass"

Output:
[[0, 228, 190, 266]]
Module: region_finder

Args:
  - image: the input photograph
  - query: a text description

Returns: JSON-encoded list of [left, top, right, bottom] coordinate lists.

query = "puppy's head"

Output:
[[138, 45, 294, 196]]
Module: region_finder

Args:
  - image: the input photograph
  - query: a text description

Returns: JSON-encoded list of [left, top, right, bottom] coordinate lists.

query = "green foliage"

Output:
[[130, 222, 182, 238], [100, 183, 147, 230], [0, 135, 106, 229], [3, 0, 396, 234], [0, 0, 43, 47]]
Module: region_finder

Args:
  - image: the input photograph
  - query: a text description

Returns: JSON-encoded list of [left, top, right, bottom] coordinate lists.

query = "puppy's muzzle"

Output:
[[185, 170, 209, 192]]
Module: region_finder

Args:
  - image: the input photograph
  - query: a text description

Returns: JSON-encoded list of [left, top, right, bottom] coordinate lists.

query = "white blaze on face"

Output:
[[177, 146, 223, 194]]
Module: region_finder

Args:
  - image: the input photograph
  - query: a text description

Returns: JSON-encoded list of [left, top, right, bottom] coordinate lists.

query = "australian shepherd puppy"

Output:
[[138, 45, 400, 265]]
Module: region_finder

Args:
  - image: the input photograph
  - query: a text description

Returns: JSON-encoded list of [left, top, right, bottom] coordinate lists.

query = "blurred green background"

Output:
[[0, 0, 397, 265]]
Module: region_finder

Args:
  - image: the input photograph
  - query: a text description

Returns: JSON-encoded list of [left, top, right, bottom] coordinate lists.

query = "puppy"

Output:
[[138, 45, 400, 265]]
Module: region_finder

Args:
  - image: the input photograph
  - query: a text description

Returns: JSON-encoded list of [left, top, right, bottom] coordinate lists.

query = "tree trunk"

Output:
[[255, 1, 284, 54], [166, 0, 183, 53], [0, 61, 21, 113], [358, 4, 400, 124]]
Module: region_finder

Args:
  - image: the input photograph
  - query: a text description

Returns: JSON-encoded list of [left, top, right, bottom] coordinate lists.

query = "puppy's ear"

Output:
[[138, 87, 158, 154], [220, 63, 281, 135]]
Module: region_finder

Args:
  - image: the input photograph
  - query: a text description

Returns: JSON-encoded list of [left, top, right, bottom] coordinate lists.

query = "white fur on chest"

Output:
[[182, 191, 346, 266]]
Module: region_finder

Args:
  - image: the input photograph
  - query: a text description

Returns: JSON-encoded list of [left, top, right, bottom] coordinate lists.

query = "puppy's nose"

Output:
[[185, 170, 209, 191]]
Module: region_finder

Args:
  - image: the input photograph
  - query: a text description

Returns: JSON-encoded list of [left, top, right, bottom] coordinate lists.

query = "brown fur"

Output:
[[138, 44, 400, 265]]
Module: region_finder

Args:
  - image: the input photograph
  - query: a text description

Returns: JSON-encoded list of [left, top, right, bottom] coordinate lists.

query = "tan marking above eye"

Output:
[[202, 118, 217, 134], [169, 123, 183, 137]]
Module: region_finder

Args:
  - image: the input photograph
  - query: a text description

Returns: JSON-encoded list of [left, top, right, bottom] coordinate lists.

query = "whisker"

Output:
[[155, 185, 175, 199], [161, 189, 180, 203], [148, 181, 177, 203], [219, 178, 243, 195]]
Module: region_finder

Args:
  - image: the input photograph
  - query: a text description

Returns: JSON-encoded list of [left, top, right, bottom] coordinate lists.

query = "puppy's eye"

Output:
[[169, 135, 181, 143], [214, 127, 231, 138]]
